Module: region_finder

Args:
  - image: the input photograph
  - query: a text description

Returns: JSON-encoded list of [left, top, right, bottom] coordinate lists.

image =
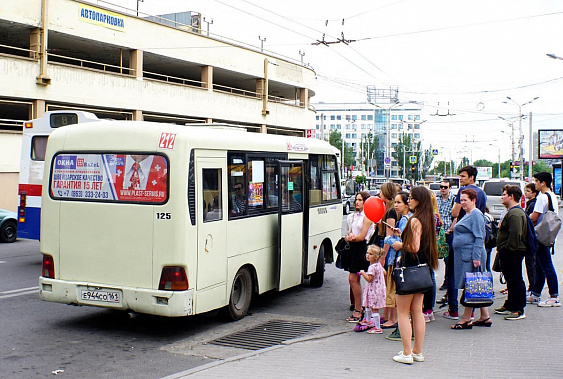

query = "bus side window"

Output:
[[203, 169, 222, 222], [247, 158, 265, 214], [309, 155, 322, 205], [31, 136, 48, 161], [265, 158, 278, 209], [228, 153, 247, 218]]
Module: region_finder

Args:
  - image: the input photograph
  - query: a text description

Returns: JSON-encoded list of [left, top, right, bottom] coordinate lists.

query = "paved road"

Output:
[[168, 224, 563, 378]]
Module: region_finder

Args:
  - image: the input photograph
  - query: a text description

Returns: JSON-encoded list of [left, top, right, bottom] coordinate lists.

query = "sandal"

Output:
[[500, 288, 508, 295], [382, 322, 398, 329], [472, 318, 492, 327], [451, 321, 473, 330], [367, 327, 383, 334], [346, 310, 363, 323], [354, 323, 373, 332]]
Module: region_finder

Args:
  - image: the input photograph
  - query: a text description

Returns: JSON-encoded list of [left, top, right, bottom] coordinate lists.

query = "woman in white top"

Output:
[[343, 191, 374, 322]]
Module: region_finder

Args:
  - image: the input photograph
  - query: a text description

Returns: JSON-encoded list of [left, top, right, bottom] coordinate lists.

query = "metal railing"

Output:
[[48, 52, 133, 75], [143, 71, 203, 88]]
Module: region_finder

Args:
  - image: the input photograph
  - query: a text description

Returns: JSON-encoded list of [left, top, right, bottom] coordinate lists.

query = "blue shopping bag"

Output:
[[462, 271, 494, 307]]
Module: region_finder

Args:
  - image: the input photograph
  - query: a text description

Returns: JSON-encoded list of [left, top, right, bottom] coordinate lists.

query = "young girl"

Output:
[[354, 244, 387, 334]]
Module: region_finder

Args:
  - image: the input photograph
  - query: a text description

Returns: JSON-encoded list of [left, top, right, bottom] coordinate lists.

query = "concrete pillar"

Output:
[[130, 50, 143, 78], [201, 66, 213, 90], [299, 88, 309, 108], [132, 110, 143, 121], [30, 28, 40, 59], [260, 124, 267, 134], [256, 79, 265, 98], [31, 100, 46, 119]]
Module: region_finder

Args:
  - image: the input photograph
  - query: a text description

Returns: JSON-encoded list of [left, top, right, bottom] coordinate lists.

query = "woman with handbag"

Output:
[[343, 191, 374, 322], [378, 182, 398, 328], [451, 188, 491, 329], [390, 186, 438, 364]]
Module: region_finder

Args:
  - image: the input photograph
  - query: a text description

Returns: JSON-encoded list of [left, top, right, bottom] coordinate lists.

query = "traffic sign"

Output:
[[432, 149, 438, 156], [409, 155, 417, 164], [384, 157, 391, 164]]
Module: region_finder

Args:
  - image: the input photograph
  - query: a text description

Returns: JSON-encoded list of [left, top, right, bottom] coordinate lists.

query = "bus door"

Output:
[[277, 160, 304, 291], [196, 157, 227, 291]]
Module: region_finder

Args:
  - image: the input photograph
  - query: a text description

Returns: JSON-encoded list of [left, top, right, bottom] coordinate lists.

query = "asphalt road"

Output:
[[0, 217, 353, 379]]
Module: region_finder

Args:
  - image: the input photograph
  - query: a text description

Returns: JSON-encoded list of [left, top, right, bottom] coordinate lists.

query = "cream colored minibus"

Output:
[[39, 120, 341, 320]]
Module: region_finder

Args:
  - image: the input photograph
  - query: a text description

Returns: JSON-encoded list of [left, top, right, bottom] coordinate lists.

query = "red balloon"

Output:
[[364, 197, 385, 223]]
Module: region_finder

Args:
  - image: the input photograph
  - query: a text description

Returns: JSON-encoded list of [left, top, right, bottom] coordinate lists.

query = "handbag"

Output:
[[392, 253, 433, 295], [534, 193, 562, 246], [334, 237, 349, 269], [461, 270, 494, 308], [436, 227, 449, 259], [492, 251, 501, 272]]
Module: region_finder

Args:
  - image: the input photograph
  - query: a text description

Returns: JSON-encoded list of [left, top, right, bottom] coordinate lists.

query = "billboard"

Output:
[[538, 129, 563, 159]]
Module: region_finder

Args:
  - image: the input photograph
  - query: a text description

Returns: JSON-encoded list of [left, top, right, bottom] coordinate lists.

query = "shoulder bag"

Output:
[[534, 194, 561, 247], [392, 251, 433, 295], [334, 237, 349, 269]]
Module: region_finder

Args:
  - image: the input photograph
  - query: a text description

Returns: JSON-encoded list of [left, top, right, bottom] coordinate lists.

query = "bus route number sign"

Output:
[[159, 133, 176, 149]]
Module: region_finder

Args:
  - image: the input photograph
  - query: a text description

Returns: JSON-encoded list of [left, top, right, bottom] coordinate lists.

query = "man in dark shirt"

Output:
[[494, 185, 527, 320]]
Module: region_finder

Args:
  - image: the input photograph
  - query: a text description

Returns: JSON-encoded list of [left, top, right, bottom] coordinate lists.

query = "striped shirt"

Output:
[[437, 192, 455, 230]]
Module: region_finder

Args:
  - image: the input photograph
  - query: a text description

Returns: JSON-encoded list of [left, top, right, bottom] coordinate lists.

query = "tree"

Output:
[[420, 145, 434, 180], [328, 130, 354, 171], [393, 134, 431, 181], [359, 132, 379, 174]]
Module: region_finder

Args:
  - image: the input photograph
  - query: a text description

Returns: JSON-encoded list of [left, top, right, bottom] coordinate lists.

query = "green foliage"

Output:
[[355, 175, 366, 184], [328, 130, 355, 168]]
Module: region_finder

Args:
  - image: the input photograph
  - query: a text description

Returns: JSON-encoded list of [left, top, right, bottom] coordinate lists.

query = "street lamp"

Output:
[[503, 96, 539, 180], [498, 115, 517, 178], [136, 0, 144, 17]]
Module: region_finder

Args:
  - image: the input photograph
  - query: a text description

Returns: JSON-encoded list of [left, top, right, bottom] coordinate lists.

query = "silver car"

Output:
[[0, 208, 17, 243], [482, 179, 527, 221]]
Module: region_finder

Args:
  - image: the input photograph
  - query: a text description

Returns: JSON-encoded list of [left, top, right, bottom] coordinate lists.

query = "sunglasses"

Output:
[[440, 186, 449, 189], [234, 187, 242, 191]]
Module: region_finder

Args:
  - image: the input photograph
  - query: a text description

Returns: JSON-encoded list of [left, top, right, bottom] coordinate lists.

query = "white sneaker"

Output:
[[538, 298, 561, 307], [526, 295, 540, 304], [412, 352, 425, 362], [393, 351, 413, 364]]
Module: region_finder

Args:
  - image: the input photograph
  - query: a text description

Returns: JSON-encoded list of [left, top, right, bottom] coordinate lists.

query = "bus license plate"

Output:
[[81, 289, 120, 303]]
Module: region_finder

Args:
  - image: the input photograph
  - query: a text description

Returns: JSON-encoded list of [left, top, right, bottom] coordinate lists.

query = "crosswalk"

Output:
[[0, 286, 39, 300]]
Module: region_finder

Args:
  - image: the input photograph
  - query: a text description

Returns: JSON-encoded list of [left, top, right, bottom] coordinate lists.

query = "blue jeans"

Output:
[[423, 270, 436, 313], [531, 244, 559, 298]]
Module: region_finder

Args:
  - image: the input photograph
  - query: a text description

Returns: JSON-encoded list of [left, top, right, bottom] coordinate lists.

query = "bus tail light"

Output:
[[159, 266, 189, 291], [19, 192, 27, 223], [42, 255, 55, 278], [24, 122, 33, 129]]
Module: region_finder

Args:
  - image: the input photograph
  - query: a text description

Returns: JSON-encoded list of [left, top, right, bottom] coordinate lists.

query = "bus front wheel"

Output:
[[224, 267, 253, 321], [309, 244, 325, 287]]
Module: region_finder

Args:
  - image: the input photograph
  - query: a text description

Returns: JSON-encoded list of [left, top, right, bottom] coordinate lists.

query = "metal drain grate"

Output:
[[208, 320, 322, 350]]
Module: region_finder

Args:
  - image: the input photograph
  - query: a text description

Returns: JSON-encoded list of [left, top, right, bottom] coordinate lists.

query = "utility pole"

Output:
[[528, 111, 533, 180], [203, 17, 213, 36], [136, 0, 144, 17]]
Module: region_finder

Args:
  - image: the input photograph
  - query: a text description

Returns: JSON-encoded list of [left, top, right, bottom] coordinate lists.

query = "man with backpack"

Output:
[[528, 172, 561, 307], [493, 185, 529, 320]]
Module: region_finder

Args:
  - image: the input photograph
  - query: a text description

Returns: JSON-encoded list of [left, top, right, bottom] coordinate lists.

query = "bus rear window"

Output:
[[50, 153, 168, 204], [31, 136, 48, 161]]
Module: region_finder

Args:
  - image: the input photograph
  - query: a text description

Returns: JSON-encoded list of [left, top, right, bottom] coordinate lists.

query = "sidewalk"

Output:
[[166, 243, 563, 378]]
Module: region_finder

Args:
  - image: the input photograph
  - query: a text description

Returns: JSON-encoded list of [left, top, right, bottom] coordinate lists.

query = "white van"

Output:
[[39, 120, 341, 320], [482, 179, 527, 221]]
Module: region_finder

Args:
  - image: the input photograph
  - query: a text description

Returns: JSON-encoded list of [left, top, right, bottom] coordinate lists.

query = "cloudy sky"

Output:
[[103, 0, 563, 164]]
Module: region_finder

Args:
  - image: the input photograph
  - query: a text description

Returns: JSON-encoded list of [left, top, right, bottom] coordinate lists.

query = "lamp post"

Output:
[[503, 96, 539, 180], [136, 0, 144, 17], [498, 116, 516, 178]]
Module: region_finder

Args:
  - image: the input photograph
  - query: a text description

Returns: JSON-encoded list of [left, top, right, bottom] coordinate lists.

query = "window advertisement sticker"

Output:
[[50, 153, 168, 203]]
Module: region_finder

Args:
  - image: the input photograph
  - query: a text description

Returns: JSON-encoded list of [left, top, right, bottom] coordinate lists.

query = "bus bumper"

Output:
[[39, 277, 194, 317]]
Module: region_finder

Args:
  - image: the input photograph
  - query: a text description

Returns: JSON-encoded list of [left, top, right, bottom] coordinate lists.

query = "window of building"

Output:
[[391, 115, 397, 120], [392, 161, 398, 167], [352, 115, 357, 121], [391, 133, 397, 138], [368, 115, 373, 120], [361, 115, 366, 120], [408, 115, 413, 120], [414, 124, 421, 129], [337, 115, 341, 120], [398, 115, 403, 121], [391, 124, 397, 129], [345, 133, 350, 138], [330, 124, 336, 130], [414, 133, 420, 138], [330, 115, 335, 120], [352, 133, 357, 139], [316, 124, 319, 129], [415, 115, 420, 120], [316, 115, 319, 120], [337, 124, 341, 130], [361, 124, 366, 129], [392, 143, 397, 147], [408, 124, 413, 129], [346, 124, 350, 130]]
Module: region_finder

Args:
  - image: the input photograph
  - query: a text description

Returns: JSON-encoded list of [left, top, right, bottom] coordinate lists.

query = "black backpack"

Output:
[[484, 214, 498, 249]]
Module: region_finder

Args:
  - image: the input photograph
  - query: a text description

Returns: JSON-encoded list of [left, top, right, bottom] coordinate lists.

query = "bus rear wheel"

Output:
[[309, 244, 325, 287], [223, 267, 252, 321]]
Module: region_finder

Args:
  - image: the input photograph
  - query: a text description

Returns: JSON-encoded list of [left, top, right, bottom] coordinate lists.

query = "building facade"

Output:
[[313, 102, 423, 178], [0, 0, 317, 210]]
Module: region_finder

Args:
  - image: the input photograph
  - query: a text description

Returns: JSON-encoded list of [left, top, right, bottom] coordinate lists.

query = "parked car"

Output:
[[0, 208, 17, 243], [428, 182, 441, 196], [342, 179, 356, 215], [482, 179, 527, 221]]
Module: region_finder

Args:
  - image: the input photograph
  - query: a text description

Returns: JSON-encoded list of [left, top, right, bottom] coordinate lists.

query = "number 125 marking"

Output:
[[159, 133, 176, 149]]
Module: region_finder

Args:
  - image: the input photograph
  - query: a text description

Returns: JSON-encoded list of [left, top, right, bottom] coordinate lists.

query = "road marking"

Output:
[[0, 260, 6, 264], [0, 286, 39, 299]]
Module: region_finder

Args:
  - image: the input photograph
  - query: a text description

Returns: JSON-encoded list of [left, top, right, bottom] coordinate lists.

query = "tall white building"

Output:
[[313, 102, 423, 178]]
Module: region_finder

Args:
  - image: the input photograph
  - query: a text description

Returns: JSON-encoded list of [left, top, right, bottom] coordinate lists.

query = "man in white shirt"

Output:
[[528, 172, 560, 307]]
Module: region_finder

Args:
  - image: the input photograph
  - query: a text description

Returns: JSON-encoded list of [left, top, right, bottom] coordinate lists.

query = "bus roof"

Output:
[[47, 120, 336, 156]]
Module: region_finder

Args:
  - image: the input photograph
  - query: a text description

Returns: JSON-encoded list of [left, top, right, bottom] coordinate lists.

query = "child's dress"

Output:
[[362, 262, 386, 309]]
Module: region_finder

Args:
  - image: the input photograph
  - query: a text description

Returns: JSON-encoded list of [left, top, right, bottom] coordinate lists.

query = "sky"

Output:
[[100, 0, 563, 166]]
